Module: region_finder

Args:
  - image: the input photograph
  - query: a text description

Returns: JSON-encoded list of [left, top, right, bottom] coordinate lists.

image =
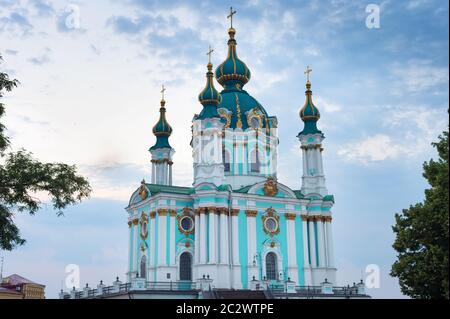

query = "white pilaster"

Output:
[[317, 219, 326, 267], [133, 220, 138, 274], [286, 214, 298, 284], [219, 210, 229, 264], [308, 219, 317, 267], [169, 211, 176, 265], [194, 212, 200, 264], [158, 211, 167, 265], [208, 208, 217, 264], [200, 210, 207, 264], [325, 219, 335, 267], [150, 214, 156, 267], [231, 212, 239, 265]]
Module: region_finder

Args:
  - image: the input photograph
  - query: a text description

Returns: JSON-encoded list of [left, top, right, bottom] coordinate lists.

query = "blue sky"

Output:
[[0, 0, 448, 298]]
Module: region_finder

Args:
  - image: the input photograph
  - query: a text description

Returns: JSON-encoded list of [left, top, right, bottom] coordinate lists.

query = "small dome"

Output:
[[198, 62, 222, 116], [298, 81, 322, 136], [299, 82, 320, 122], [215, 28, 251, 90], [150, 100, 173, 150]]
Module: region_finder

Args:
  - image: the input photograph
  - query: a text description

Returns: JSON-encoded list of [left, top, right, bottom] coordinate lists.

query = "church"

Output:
[[60, 9, 368, 299], [127, 14, 335, 290]]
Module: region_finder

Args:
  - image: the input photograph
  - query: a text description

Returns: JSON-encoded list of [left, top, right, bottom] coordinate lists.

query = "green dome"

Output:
[[215, 28, 251, 90], [150, 100, 173, 150], [197, 62, 222, 119], [298, 82, 322, 136]]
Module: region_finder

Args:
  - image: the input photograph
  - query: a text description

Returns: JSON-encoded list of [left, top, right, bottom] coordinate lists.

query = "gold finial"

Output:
[[304, 66, 312, 83], [227, 7, 237, 28]]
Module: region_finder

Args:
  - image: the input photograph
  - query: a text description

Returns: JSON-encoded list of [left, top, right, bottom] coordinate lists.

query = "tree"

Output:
[[391, 123, 449, 299], [0, 54, 91, 251]]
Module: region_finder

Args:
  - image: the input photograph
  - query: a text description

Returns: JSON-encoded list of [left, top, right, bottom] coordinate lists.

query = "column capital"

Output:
[[284, 213, 297, 220], [150, 211, 156, 219], [128, 221, 133, 227], [169, 209, 177, 217], [157, 209, 168, 216], [132, 218, 139, 225], [231, 209, 240, 216], [301, 215, 308, 221], [207, 206, 218, 214], [198, 207, 207, 215], [219, 207, 228, 215], [245, 210, 258, 217]]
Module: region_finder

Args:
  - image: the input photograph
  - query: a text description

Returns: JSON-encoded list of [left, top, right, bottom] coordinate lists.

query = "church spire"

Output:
[[215, 8, 251, 90], [197, 46, 222, 119], [298, 66, 322, 136], [150, 85, 173, 151]]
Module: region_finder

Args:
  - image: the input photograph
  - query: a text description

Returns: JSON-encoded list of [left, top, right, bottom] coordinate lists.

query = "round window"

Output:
[[264, 217, 278, 233], [180, 216, 194, 233]]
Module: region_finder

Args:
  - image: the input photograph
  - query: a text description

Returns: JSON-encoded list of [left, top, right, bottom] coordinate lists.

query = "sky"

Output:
[[0, 0, 448, 299]]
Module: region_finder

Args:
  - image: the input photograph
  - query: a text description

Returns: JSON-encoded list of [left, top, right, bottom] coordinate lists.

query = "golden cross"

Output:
[[227, 7, 237, 28], [304, 66, 312, 82], [206, 45, 214, 64], [161, 84, 166, 100]]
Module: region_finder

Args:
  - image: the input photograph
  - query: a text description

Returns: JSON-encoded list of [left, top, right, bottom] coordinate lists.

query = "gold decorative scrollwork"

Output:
[[263, 176, 278, 197]]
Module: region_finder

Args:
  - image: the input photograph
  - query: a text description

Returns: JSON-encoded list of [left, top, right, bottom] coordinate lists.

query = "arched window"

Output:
[[179, 252, 192, 281], [140, 255, 147, 279], [223, 149, 231, 172], [250, 149, 261, 173], [265, 252, 277, 280]]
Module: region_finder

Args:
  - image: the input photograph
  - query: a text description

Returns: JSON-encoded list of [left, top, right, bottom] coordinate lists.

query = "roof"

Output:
[[145, 184, 194, 196], [0, 286, 22, 295], [3, 274, 36, 285]]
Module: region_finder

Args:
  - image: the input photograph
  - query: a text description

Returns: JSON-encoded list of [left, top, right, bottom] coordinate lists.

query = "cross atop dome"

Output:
[[227, 7, 236, 28], [304, 66, 312, 83]]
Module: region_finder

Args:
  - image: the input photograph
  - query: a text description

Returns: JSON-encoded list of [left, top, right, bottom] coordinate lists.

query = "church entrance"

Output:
[[179, 252, 192, 281], [265, 252, 278, 281]]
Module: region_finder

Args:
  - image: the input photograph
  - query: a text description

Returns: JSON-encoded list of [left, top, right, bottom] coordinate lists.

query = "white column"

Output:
[[200, 209, 207, 264], [302, 147, 307, 176], [308, 219, 317, 267], [151, 163, 156, 183], [231, 211, 239, 265], [246, 211, 257, 265], [208, 208, 217, 264], [169, 211, 176, 265], [194, 212, 200, 264], [317, 218, 326, 267], [128, 221, 133, 277], [302, 217, 310, 267], [325, 219, 335, 267], [169, 164, 173, 186], [158, 211, 167, 265], [133, 220, 138, 274], [220, 210, 229, 264], [150, 214, 156, 267], [286, 216, 297, 267]]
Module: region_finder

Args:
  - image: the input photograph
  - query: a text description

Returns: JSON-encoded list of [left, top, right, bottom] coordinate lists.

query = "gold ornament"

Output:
[[263, 176, 278, 197]]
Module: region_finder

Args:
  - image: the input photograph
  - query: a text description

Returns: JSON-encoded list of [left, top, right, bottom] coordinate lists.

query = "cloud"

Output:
[[0, 12, 33, 35], [338, 134, 405, 164], [30, 0, 55, 17], [28, 48, 51, 65], [56, 5, 86, 33], [107, 15, 155, 34], [391, 59, 449, 93]]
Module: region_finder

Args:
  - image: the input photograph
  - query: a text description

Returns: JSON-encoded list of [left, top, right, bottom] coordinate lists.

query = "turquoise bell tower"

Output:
[[149, 88, 175, 186]]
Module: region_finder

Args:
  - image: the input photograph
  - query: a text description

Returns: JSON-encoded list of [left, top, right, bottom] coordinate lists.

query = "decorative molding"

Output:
[[245, 210, 258, 217], [263, 176, 278, 197], [231, 209, 240, 216], [157, 209, 168, 216], [169, 209, 177, 217], [284, 213, 297, 220]]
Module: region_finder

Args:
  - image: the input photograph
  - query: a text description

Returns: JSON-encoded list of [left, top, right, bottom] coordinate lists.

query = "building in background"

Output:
[[0, 274, 45, 299]]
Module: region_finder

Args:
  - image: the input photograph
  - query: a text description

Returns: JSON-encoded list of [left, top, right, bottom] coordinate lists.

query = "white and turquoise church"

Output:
[[61, 10, 369, 299], [126, 22, 336, 290]]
